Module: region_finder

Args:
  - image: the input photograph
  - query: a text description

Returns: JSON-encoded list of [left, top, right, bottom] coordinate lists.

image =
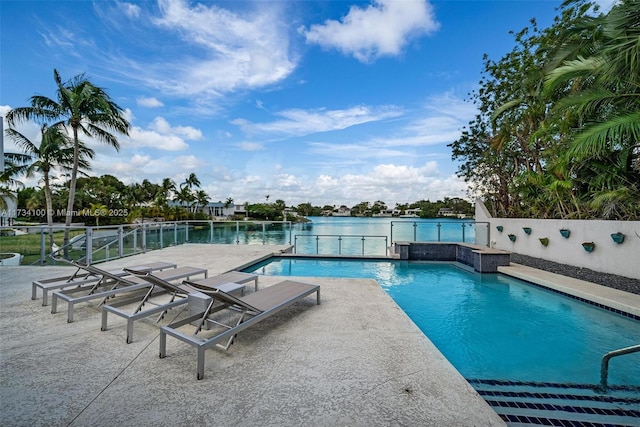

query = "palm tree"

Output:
[[545, 0, 639, 159], [5, 125, 94, 248], [544, 0, 640, 219], [195, 190, 210, 214], [1, 148, 33, 211], [160, 178, 176, 201], [182, 173, 201, 190], [89, 202, 108, 226], [6, 69, 130, 251], [154, 178, 176, 216], [173, 186, 195, 218]]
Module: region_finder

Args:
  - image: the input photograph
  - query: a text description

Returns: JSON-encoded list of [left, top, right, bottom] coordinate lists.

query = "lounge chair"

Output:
[[51, 264, 207, 323], [159, 280, 320, 379], [183, 271, 259, 293], [101, 269, 258, 343], [32, 260, 177, 306]]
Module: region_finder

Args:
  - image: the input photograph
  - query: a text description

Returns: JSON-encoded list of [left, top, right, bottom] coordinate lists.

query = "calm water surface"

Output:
[[180, 216, 478, 255], [245, 258, 640, 387]]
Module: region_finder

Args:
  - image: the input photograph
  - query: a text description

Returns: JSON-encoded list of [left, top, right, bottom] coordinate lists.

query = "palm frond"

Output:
[[569, 111, 640, 159]]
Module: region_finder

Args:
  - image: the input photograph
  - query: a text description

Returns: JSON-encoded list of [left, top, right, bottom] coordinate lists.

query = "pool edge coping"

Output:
[[498, 263, 640, 320]]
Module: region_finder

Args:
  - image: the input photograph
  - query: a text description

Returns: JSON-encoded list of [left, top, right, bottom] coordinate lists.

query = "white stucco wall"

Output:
[[475, 199, 640, 280]]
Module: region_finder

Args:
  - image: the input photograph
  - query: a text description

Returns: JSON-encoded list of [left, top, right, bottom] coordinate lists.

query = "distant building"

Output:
[[202, 202, 247, 219], [374, 208, 401, 217], [332, 205, 351, 217], [169, 201, 247, 219], [437, 208, 455, 217], [283, 207, 298, 218], [323, 205, 351, 216], [437, 207, 466, 218], [401, 208, 421, 217]]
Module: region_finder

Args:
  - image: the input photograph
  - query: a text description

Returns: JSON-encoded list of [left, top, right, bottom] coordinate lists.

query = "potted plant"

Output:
[[560, 229, 570, 238], [582, 242, 595, 252], [508, 234, 516, 242], [611, 232, 625, 244], [539, 237, 549, 246], [522, 227, 532, 235], [496, 225, 504, 232]]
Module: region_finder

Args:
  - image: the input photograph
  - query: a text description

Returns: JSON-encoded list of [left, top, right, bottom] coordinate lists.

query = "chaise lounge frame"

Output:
[[51, 263, 207, 323], [32, 260, 177, 306], [101, 269, 258, 343], [159, 280, 320, 380]]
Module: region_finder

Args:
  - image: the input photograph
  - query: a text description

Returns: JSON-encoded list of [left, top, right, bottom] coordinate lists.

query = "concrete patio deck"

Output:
[[0, 244, 505, 426]]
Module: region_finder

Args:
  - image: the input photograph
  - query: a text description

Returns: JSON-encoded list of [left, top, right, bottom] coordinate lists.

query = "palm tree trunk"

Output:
[[43, 173, 55, 250], [63, 126, 80, 258]]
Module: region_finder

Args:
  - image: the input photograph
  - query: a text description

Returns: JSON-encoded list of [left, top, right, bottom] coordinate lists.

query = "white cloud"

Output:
[[238, 142, 264, 151], [174, 154, 206, 170], [307, 92, 475, 161], [232, 105, 403, 137], [117, 116, 203, 151], [119, 2, 141, 19], [211, 159, 467, 208], [93, 153, 205, 185], [301, 0, 439, 63], [125, 127, 188, 151], [308, 142, 410, 159], [149, 117, 202, 140], [303, 162, 465, 206], [136, 97, 164, 108], [148, 0, 296, 97], [275, 173, 302, 189]]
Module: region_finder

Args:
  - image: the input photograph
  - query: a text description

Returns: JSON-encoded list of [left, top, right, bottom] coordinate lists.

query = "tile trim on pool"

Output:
[[498, 264, 640, 321]]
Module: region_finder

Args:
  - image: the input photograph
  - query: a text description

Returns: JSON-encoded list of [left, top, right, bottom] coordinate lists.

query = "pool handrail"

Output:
[[599, 343, 640, 392]]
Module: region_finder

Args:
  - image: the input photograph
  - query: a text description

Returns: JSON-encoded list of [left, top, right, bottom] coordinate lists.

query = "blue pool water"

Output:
[[244, 258, 640, 387]]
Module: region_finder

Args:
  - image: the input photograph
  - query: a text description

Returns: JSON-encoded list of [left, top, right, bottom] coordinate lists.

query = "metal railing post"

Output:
[[118, 226, 124, 258], [262, 222, 266, 245], [437, 223, 441, 242], [361, 236, 365, 255], [236, 222, 240, 244], [142, 224, 147, 253], [209, 221, 213, 243], [174, 223, 177, 246], [413, 222, 417, 241], [338, 236, 342, 254], [462, 223, 466, 242], [133, 228, 138, 253], [40, 228, 46, 265], [85, 227, 93, 264]]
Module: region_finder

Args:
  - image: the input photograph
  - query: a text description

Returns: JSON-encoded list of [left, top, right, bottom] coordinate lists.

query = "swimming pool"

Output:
[[244, 257, 640, 387]]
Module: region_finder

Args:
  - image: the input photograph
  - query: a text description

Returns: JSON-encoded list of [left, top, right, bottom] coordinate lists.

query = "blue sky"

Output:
[[1, 0, 586, 207]]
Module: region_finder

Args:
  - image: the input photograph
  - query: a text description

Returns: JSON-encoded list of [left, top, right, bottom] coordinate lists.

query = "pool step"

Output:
[[467, 379, 640, 427]]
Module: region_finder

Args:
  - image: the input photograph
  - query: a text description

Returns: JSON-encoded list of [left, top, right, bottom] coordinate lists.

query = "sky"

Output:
[[0, 0, 605, 208]]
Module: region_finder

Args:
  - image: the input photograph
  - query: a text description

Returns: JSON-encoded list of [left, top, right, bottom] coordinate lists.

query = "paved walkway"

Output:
[[0, 244, 504, 426]]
